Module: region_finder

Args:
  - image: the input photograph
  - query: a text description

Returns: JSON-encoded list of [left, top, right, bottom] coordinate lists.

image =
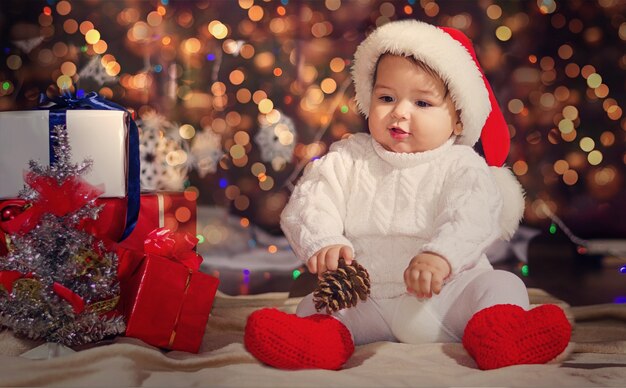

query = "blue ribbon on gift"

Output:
[[38, 91, 140, 240]]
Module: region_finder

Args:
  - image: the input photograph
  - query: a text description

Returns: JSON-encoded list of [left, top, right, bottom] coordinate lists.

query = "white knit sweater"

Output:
[[281, 133, 501, 298]]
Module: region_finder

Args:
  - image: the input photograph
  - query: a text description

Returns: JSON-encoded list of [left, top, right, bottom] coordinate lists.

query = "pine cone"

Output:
[[313, 258, 371, 314]]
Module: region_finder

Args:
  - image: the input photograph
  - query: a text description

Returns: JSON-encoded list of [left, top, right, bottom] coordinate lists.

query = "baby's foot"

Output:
[[462, 304, 572, 370], [244, 308, 354, 370]]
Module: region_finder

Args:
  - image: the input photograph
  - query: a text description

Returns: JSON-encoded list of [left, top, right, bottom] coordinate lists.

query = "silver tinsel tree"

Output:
[[0, 124, 125, 346]]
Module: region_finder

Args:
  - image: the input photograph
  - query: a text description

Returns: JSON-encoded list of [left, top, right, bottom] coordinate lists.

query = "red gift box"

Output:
[[120, 228, 219, 353], [83, 198, 128, 243], [117, 192, 197, 253]]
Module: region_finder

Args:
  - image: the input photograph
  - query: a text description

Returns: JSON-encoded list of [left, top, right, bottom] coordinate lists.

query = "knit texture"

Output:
[[244, 308, 354, 370], [281, 133, 500, 298], [462, 304, 572, 370]]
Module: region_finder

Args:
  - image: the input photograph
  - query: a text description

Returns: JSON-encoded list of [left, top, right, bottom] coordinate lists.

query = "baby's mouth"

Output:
[[389, 127, 410, 139]]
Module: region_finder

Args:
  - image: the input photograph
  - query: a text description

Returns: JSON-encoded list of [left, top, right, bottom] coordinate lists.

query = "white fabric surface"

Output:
[[1, 289, 626, 387]]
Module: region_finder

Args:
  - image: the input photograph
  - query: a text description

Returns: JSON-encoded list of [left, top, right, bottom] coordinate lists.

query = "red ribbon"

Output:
[[0, 270, 24, 293], [53, 282, 85, 314], [143, 227, 202, 271], [0, 175, 103, 235], [0, 270, 85, 314]]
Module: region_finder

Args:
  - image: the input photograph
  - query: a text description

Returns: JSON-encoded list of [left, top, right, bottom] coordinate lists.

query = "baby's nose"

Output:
[[391, 101, 411, 119]]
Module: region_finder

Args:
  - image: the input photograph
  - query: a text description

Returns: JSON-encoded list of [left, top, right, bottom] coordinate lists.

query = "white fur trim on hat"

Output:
[[351, 19, 491, 148], [491, 166, 525, 240]]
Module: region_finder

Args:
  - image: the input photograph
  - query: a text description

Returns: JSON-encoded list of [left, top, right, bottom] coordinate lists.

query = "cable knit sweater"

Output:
[[281, 133, 502, 299]]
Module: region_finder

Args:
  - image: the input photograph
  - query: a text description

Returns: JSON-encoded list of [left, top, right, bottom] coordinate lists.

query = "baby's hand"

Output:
[[306, 245, 354, 278], [403, 252, 451, 299]]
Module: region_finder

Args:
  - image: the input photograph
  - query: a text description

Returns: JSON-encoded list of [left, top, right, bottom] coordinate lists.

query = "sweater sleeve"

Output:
[[419, 158, 502, 277], [280, 138, 357, 262]]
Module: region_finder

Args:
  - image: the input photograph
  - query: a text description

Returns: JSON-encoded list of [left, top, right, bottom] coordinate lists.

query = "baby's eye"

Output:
[[378, 95, 394, 103], [415, 100, 431, 108]]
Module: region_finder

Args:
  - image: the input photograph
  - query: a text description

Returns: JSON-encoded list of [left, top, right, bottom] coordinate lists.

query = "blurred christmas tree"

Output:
[[0, 125, 125, 346], [0, 0, 623, 242]]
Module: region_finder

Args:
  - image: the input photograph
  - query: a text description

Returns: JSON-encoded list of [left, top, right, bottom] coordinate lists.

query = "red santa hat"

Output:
[[351, 19, 524, 240]]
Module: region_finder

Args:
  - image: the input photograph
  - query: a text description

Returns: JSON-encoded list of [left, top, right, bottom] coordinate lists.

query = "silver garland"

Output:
[[0, 124, 126, 346]]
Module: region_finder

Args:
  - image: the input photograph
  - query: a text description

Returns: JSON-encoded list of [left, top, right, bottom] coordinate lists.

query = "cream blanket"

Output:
[[1, 288, 625, 387]]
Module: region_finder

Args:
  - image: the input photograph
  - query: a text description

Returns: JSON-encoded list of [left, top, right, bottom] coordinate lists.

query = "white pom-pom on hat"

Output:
[[491, 166, 526, 240], [351, 19, 525, 240]]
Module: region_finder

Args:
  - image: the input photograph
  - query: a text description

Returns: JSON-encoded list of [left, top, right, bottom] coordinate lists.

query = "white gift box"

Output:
[[0, 110, 130, 198]]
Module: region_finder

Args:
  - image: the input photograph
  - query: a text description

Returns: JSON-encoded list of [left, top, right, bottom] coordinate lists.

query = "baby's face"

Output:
[[368, 55, 460, 153]]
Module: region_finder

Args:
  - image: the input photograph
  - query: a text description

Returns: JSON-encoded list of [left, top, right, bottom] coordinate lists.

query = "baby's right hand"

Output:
[[306, 245, 354, 278]]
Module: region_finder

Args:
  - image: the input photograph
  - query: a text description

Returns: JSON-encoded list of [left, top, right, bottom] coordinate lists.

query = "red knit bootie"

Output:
[[244, 308, 354, 370], [462, 304, 572, 370]]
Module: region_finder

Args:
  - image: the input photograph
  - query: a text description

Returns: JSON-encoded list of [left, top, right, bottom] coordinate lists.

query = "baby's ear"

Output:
[[454, 122, 463, 135], [454, 109, 463, 135]]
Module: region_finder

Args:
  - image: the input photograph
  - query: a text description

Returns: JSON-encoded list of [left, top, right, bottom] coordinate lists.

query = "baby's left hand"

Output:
[[403, 252, 451, 299]]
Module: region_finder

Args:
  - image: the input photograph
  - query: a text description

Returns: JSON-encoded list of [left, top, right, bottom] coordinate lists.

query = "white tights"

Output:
[[296, 268, 529, 345]]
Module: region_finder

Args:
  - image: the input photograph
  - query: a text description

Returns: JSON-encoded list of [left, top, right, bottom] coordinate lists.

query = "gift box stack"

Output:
[[0, 93, 218, 353], [115, 191, 220, 353]]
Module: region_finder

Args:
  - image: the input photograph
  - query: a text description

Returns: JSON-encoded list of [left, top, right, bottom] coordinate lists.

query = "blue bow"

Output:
[[38, 91, 140, 241]]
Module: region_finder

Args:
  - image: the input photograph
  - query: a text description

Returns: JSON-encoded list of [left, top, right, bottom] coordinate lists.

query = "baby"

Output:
[[244, 19, 571, 371]]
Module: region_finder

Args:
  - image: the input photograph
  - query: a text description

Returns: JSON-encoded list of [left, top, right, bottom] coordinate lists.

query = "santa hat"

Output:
[[351, 19, 524, 240]]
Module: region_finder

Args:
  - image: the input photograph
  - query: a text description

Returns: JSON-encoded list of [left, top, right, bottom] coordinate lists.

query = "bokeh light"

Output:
[[0, 0, 621, 246]]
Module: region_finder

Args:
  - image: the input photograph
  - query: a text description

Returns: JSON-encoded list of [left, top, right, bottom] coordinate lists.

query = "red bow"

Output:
[[0, 175, 103, 235], [25, 173, 104, 217], [143, 227, 202, 271]]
